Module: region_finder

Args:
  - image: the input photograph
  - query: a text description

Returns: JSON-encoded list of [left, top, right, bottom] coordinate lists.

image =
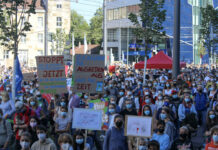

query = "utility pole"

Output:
[[44, 0, 48, 56], [172, 0, 180, 79], [103, 0, 107, 66], [12, 3, 18, 101]]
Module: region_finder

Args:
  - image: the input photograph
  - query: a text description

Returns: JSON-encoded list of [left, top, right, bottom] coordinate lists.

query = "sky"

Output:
[[71, 0, 103, 24]]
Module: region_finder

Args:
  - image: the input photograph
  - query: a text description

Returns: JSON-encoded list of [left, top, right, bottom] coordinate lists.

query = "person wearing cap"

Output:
[[14, 100, 35, 149]]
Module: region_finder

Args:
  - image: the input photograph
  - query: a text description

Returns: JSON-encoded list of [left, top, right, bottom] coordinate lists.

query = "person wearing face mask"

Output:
[[106, 81, 119, 97], [0, 91, 15, 119], [120, 99, 137, 118], [103, 115, 128, 150], [170, 126, 193, 150], [20, 132, 32, 150], [152, 121, 170, 150], [164, 82, 172, 96], [194, 85, 208, 127], [155, 93, 164, 111], [0, 109, 13, 149], [137, 138, 147, 150], [107, 104, 118, 128], [35, 92, 48, 118], [14, 100, 35, 150], [28, 97, 45, 119], [58, 133, 74, 150], [73, 131, 90, 150], [205, 126, 218, 150], [178, 96, 197, 122], [142, 105, 152, 117], [28, 116, 39, 145], [54, 107, 71, 137], [171, 90, 181, 110], [31, 125, 57, 150], [159, 108, 176, 147]]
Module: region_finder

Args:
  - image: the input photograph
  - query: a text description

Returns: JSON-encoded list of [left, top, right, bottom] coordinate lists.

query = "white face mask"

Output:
[[20, 141, 30, 149], [37, 133, 46, 141], [61, 143, 71, 150]]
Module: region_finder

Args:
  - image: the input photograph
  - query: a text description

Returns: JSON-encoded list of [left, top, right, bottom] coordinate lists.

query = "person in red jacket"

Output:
[[205, 126, 218, 150]]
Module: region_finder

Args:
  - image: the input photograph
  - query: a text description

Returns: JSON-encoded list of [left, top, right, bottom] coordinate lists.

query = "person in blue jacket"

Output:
[[103, 114, 128, 150], [152, 120, 170, 150]]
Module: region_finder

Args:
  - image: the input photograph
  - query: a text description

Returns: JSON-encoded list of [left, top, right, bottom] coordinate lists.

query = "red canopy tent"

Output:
[[134, 51, 186, 69]]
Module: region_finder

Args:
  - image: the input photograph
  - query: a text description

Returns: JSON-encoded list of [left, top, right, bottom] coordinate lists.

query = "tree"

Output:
[[51, 29, 68, 55], [197, 39, 206, 65], [200, 5, 218, 66], [89, 8, 103, 44], [70, 10, 89, 46], [128, 0, 166, 83], [0, 0, 36, 100]]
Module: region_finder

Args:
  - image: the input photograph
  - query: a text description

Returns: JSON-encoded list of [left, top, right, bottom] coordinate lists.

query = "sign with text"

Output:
[[89, 98, 109, 130], [72, 108, 102, 130], [73, 54, 105, 93], [23, 73, 35, 81], [125, 116, 153, 138], [36, 55, 67, 94]]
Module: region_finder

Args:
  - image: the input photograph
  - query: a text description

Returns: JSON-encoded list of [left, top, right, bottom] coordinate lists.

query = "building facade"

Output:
[[0, 0, 71, 67], [106, 0, 215, 64]]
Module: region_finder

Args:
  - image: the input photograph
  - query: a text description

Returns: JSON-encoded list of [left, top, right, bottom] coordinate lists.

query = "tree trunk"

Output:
[[12, 3, 18, 101]]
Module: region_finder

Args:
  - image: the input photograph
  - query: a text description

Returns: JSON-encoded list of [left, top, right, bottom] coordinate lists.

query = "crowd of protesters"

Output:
[[0, 65, 217, 150]]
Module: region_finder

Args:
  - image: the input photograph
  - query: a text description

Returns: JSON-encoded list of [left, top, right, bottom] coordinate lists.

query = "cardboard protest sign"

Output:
[[73, 54, 105, 93], [23, 73, 35, 81], [125, 116, 153, 138], [89, 98, 109, 130], [72, 108, 102, 130], [36, 55, 67, 94]]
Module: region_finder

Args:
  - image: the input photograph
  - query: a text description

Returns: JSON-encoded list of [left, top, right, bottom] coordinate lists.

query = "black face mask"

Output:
[[115, 121, 123, 128], [198, 89, 202, 93], [180, 133, 188, 140], [158, 128, 164, 133]]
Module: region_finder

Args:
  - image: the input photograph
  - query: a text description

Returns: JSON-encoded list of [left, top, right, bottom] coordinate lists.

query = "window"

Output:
[[20, 35, 26, 43], [38, 33, 43, 43], [57, 4, 62, 8], [120, 7, 127, 19], [18, 50, 28, 64], [3, 50, 9, 59], [107, 10, 114, 20], [38, 17, 43, 28], [113, 8, 119, 20], [56, 17, 62, 27], [108, 29, 117, 42]]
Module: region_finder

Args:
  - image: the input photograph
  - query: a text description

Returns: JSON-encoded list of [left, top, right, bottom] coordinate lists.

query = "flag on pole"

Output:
[[84, 33, 88, 54], [15, 56, 23, 96]]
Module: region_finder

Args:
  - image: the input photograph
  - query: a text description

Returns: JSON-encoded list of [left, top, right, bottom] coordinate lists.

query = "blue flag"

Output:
[[15, 56, 23, 96]]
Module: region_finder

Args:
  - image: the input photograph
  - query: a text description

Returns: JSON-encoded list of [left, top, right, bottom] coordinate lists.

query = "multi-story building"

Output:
[[106, 0, 216, 64], [0, 0, 71, 67]]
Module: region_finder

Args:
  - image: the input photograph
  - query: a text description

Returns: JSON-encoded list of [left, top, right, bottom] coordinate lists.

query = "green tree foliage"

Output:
[[128, 0, 166, 51], [51, 29, 68, 54], [70, 10, 89, 46], [200, 5, 218, 58], [0, 0, 36, 51], [89, 8, 103, 44]]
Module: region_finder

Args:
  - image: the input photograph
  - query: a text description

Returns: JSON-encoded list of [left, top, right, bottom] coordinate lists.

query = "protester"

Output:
[[205, 126, 218, 150], [152, 120, 170, 150], [0, 108, 13, 149], [58, 133, 74, 150], [0, 91, 15, 119], [28, 116, 39, 145], [147, 140, 160, 150], [20, 132, 32, 150], [103, 115, 128, 150], [31, 125, 57, 150], [73, 131, 90, 150], [170, 126, 193, 150]]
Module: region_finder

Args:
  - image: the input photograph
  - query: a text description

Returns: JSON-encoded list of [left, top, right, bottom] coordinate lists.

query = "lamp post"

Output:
[[172, 0, 180, 79]]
